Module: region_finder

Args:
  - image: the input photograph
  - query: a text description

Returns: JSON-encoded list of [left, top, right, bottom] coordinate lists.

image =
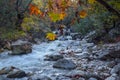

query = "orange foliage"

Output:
[[28, 0, 93, 23], [79, 10, 87, 18], [60, 12, 67, 20], [29, 4, 43, 16]]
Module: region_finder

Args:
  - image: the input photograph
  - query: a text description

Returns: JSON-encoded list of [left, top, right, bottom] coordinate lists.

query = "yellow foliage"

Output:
[[60, 12, 66, 20], [88, 0, 95, 4], [48, 12, 60, 22], [33, 0, 43, 8], [79, 10, 87, 18], [21, 17, 34, 31], [48, 11, 67, 22], [23, 17, 33, 23], [46, 32, 57, 41]]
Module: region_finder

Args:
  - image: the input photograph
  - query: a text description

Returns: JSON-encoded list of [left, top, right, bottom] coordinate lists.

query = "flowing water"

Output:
[[0, 40, 81, 80]]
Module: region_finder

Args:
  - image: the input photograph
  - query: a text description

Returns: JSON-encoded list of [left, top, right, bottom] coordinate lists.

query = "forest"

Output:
[[0, 0, 120, 80]]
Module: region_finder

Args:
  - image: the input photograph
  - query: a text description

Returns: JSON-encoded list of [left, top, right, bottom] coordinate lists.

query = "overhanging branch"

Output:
[[96, 0, 120, 18]]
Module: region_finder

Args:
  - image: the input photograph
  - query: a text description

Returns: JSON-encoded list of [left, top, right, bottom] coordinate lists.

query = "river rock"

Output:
[[28, 75, 51, 80], [75, 52, 90, 59], [0, 66, 15, 75], [7, 69, 27, 78], [0, 76, 8, 80], [71, 33, 82, 40], [10, 43, 32, 55], [56, 75, 71, 80], [98, 49, 120, 60], [110, 63, 120, 74], [105, 74, 119, 80], [78, 78, 86, 80], [44, 54, 63, 61], [88, 77, 97, 80], [107, 61, 116, 68], [53, 59, 76, 70]]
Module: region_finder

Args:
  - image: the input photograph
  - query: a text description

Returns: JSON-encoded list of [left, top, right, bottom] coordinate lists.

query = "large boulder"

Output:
[[71, 33, 83, 40], [10, 43, 32, 55], [0, 66, 14, 75], [7, 69, 27, 78], [0, 66, 27, 78], [0, 39, 11, 52], [53, 59, 76, 70], [44, 54, 64, 61]]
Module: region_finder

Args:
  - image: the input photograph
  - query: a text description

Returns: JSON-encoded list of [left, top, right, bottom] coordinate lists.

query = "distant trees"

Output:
[[0, 0, 32, 28], [15, 0, 32, 29]]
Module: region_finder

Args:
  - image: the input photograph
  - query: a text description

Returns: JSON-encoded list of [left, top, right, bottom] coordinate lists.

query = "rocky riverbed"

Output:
[[0, 36, 120, 80]]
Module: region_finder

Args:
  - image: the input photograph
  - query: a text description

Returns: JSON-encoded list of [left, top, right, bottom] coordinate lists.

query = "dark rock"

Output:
[[28, 29, 46, 43], [98, 49, 120, 60], [105, 74, 119, 80], [71, 33, 83, 40], [115, 58, 120, 63], [107, 61, 117, 68], [111, 63, 120, 74], [44, 54, 63, 61], [83, 73, 103, 80], [0, 66, 27, 78], [10, 43, 32, 55], [53, 59, 76, 70], [28, 75, 51, 80], [0, 40, 11, 52], [0, 66, 15, 75], [7, 69, 27, 78]]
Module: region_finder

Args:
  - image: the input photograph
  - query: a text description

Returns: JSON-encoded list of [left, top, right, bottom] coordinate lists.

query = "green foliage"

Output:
[[0, 28, 26, 40], [21, 16, 35, 31], [0, 0, 17, 28], [72, 17, 95, 35], [71, 0, 119, 35]]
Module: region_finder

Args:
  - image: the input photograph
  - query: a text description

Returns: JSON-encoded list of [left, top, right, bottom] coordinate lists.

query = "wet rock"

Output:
[[88, 77, 97, 80], [81, 43, 94, 49], [110, 63, 120, 74], [107, 61, 116, 68], [0, 66, 27, 78], [84, 31, 100, 43], [78, 78, 85, 80], [75, 52, 90, 59], [28, 75, 51, 80], [0, 66, 15, 75], [53, 59, 76, 70], [44, 54, 63, 61], [56, 75, 71, 80], [98, 49, 120, 60], [115, 58, 120, 63], [10, 43, 32, 55], [71, 33, 83, 40], [74, 49, 82, 53], [105, 74, 119, 80], [7, 69, 27, 78], [0, 76, 7, 80], [84, 73, 103, 80]]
